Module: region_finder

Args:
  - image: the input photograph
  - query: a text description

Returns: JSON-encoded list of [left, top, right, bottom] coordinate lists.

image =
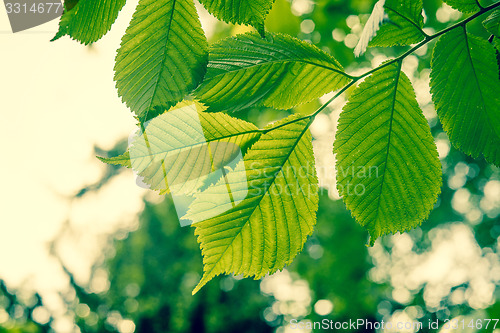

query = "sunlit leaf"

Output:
[[442, 0, 480, 14], [495, 37, 500, 52], [334, 62, 442, 244], [483, 10, 500, 38], [187, 114, 319, 294], [114, 0, 208, 123]]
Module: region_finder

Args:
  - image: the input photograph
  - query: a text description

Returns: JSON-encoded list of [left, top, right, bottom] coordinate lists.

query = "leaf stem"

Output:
[[262, 0, 500, 134]]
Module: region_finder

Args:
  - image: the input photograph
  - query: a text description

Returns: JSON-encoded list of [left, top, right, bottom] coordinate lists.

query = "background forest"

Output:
[[0, 0, 499, 332]]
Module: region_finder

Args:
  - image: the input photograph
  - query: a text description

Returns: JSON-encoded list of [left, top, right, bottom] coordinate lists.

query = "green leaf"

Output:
[[495, 37, 500, 52], [334, 62, 442, 244], [442, 0, 480, 14], [430, 28, 500, 166], [114, 0, 209, 123], [97, 151, 131, 168], [187, 114, 319, 294], [52, 0, 126, 45], [63, 0, 78, 11], [483, 10, 500, 38], [123, 101, 261, 195], [195, 32, 351, 113], [198, 0, 275, 33], [369, 0, 425, 48]]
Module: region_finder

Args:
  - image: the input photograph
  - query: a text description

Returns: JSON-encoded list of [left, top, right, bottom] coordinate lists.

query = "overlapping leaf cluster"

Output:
[[54, 0, 500, 292]]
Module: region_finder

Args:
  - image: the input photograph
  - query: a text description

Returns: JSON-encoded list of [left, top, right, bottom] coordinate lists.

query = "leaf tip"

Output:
[[50, 28, 66, 42], [191, 286, 201, 296], [97, 152, 131, 168], [192, 273, 213, 295]]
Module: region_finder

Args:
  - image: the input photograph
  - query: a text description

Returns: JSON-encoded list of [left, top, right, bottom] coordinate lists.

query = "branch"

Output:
[[262, 0, 500, 134]]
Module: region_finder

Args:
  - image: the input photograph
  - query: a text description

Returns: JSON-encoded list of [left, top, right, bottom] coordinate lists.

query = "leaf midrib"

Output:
[[206, 58, 350, 79], [142, 0, 178, 122], [385, 5, 424, 36], [371, 61, 402, 233], [130, 129, 262, 160], [461, 27, 500, 139]]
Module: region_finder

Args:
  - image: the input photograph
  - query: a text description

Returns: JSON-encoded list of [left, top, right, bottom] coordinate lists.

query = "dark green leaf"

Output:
[[198, 0, 275, 33], [335, 62, 442, 244], [187, 114, 318, 293], [430, 28, 500, 166], [195, 32, 351, 113], [101, 101, 261, 195], [442, 0, 480, 14], [495, 37, 500, 52]]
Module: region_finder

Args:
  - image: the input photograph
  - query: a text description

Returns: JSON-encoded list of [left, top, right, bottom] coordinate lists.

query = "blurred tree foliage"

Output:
[[0, 281, 52, 332]]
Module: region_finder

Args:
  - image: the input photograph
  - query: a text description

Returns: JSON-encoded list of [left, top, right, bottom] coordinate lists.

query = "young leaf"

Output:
[[187, 114, 319, 294], [483, 10, 500, 38], [195, 32, 351, 113], [117, 102, 261, 195], [369, 0, 426, 48], [52, 0, 126, 45], [354, 0, 388, 57], [198, 0, 275, 34], [114, 0, 208, 123], [430, 28, 500, 166], [98, 151, 131, 168], [442, 0, 480, 14], [334, 62, 442, 244]]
